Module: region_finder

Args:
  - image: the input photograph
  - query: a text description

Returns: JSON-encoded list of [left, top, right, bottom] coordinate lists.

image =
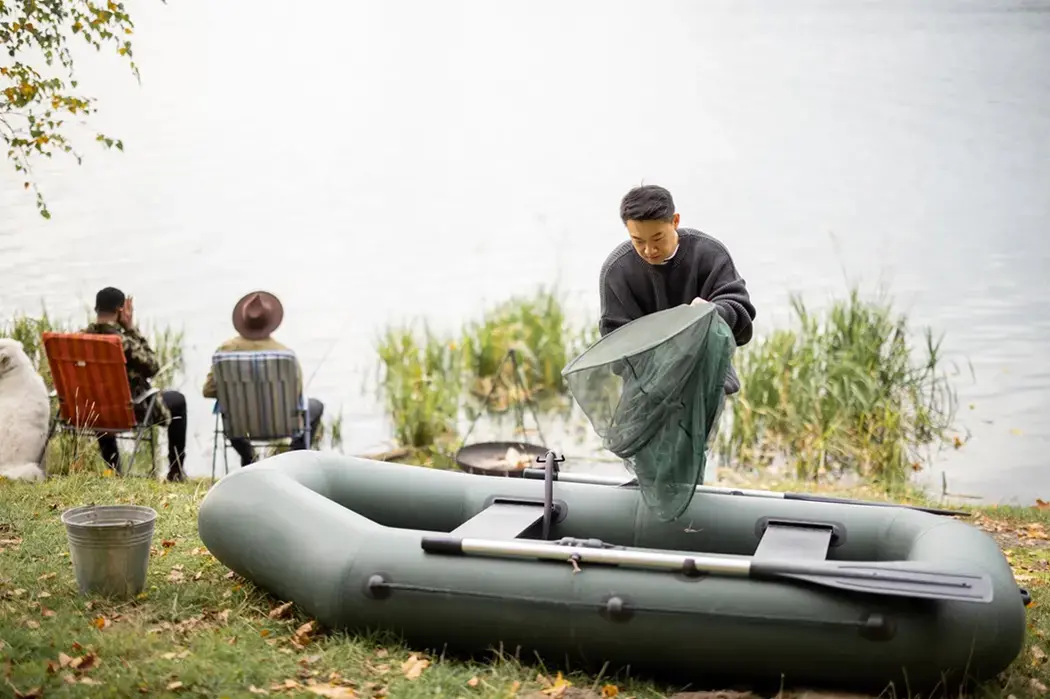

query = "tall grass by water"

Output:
[[374, 287, 597, 465], [716, 286, 960, 487], [374, 283, 963, 488]]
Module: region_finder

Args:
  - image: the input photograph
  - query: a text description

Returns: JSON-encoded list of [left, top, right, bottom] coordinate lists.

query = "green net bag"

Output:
[[562, 303, 735, 521]]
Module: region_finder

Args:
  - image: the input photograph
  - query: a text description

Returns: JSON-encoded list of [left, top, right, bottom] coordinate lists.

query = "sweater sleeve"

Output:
[[598, 258, 645, 337], [706, 257, 756, 347]]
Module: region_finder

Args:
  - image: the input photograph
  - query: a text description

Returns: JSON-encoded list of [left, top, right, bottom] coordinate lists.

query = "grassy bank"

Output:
[[0, 474, 1046, 698]]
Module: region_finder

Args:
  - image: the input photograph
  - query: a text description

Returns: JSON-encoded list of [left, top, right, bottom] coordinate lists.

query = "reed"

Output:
[[374, 321, 464, 455], [459, 286, 597, 411], [716, 285, 959, 487]]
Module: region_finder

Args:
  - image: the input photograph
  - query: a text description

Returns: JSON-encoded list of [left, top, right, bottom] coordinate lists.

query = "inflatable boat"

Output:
[[197, 450, 1027, 692]]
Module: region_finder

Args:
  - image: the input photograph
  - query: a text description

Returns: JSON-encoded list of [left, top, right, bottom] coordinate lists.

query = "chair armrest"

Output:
[[133, 387, 161, 405]]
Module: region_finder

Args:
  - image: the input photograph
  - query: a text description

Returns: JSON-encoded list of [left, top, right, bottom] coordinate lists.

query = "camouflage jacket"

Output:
[[81, 322, 170, 427]]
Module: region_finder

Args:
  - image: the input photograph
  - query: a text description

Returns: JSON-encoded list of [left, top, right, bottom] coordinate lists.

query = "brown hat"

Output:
[[232, 291, 284, 340]]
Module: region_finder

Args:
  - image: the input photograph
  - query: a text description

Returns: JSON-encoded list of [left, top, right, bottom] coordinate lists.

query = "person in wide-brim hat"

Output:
[[232, 290, 284, 341], [202, 291, 326, 467]]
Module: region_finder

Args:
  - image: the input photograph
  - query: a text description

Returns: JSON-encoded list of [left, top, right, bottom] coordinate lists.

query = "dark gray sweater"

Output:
[[598, 228, 757, 393]]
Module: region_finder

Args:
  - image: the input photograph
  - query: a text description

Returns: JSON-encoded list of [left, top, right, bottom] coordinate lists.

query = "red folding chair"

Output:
[[41, 332, 161, 476]]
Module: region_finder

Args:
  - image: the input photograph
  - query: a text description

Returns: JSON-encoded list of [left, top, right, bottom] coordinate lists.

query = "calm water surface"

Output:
[[1, 0, 1048, 502]]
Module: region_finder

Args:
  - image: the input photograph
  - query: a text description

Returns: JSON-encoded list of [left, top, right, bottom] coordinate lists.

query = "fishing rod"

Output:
[[520, 467, 971, 518]]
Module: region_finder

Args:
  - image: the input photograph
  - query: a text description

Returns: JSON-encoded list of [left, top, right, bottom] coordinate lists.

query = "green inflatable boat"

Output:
[[197, 450, 1027, 692]]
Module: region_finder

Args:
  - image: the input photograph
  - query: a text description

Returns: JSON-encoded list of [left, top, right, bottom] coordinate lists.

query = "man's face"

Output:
[[626, 213, 680, 264]]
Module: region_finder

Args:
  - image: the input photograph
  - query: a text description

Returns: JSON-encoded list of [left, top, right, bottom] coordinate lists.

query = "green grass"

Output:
[[717, 284, 960, 488], [0, 475, 1046, 699], [374, 322, 464, 467], [374, 288, 598, 459], [0, 475, 659, 699], [459, 286, 597, 410]]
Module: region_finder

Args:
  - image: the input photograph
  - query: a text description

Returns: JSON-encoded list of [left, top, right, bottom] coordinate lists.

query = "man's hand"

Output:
[[119, 296, 135, 329], [690, 297, 707, 307]]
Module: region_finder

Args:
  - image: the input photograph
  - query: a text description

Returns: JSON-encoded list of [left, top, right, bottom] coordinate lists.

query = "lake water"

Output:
[[2, 0, 1048, 503]]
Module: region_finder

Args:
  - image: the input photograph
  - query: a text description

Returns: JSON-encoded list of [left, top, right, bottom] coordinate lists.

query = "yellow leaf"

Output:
[[602, 685, 620, 698], [541, 672, 573, 696], [269, 601, 293, 619], [401, 654, 430, 680]]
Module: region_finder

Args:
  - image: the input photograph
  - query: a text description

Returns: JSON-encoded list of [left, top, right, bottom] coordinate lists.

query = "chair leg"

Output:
[[222, 435, 230, 477], [149, 428, 157, 479], [129, 394, 159, 477], [212, 412, 219, 482]]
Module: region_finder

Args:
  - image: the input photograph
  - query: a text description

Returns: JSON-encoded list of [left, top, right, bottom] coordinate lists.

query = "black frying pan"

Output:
[[454, 441, 549, 477]]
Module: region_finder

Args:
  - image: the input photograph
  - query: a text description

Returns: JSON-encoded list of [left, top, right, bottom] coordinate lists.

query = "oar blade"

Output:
[[768, 562, 994, 603]]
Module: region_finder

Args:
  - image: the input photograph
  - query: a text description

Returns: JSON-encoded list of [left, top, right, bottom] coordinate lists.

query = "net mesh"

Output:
[[562, 303, 735, 521]]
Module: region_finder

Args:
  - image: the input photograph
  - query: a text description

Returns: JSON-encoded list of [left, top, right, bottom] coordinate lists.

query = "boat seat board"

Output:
[[451, 502, 545, 539], [754, 522, 833, 561]]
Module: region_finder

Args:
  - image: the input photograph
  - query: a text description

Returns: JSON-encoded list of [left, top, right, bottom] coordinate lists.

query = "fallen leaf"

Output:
[[168, 566, 185, 583], [249, 687, 269, 695], [25, 619, 40, 629], [219, 609, 231, 624], [41, 607, 56, 618], [269, 601, 294, 619], [602, 686, 620, 697], [162, 539, 177, 548], [401, 653, 430, 680], [69, 652, 99, 672], [541, 672, 573, 697], [167, 680, 184, 690], [80, 677, 102, 686], [375, 649, 388, 659], [1030, 678, 1047, 694], [93, 616, 110, 630], [293, 621, 316, 646], [224, 570, 236, 579], [38, 572, 56, 581], [1032, 645, 1047, 665], [467, 676, 480, 687], [11, 685, 43, 699]]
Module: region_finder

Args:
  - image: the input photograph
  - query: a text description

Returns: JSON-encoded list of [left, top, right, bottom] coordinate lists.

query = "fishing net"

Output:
[[562, 303, 736, 521]]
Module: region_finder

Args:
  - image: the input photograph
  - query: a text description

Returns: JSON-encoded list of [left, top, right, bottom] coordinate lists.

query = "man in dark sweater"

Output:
[[598, 184, 756, 394]]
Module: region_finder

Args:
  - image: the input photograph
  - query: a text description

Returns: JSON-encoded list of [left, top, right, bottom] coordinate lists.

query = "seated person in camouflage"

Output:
[[202, 290, 325, 467], [82, 287, 188, 481]]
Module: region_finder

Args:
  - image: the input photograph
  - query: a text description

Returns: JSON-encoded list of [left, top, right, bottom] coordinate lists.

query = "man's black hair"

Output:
[[619, 184, 676, 224], [95, 287, 126, 314]]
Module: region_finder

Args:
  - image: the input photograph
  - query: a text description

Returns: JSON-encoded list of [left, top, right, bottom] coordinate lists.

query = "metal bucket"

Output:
[[60, 504, 158, 598]]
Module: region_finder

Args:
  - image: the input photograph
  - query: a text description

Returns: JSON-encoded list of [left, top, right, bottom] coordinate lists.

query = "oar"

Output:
[[520, 468, 970, 518], [420, 535, 994, 604]]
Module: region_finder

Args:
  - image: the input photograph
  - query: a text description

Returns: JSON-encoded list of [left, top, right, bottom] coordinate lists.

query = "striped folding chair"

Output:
[[210, 350, 310, 480], [41, 332, 162, 476]]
